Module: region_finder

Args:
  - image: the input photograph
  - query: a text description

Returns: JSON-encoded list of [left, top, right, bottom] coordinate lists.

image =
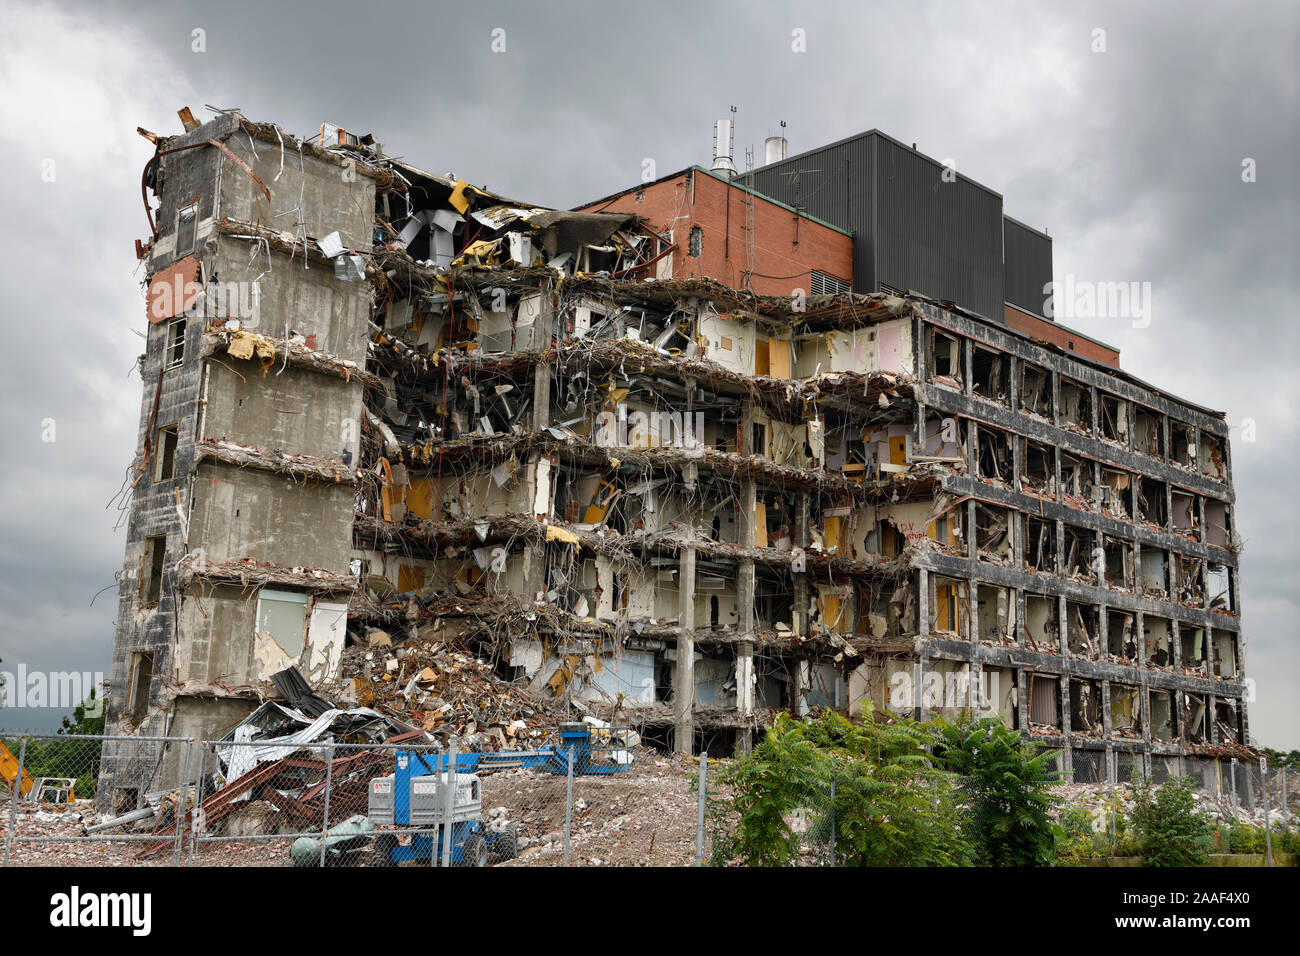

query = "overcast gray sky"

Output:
[[0, 0, 1295, 746]]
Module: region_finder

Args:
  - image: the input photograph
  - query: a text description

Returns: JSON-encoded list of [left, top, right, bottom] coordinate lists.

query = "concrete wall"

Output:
[[188, 461, 355, 572]]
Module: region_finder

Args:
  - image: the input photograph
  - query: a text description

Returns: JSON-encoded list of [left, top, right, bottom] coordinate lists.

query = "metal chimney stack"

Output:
[[711, 119, 737, 176], [764, 135, 788, 166]]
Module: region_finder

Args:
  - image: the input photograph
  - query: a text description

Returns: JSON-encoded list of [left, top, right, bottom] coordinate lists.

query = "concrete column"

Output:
[[792, 491, 810, 636], [737, 474, 757, 753], [532, 360, 550, 431], [673, 544, 696, 754], [794, 660, 811, 717]]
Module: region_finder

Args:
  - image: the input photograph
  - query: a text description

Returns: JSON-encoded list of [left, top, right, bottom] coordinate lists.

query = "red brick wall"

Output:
[[579, 169, 853, 298], [1004, 304, 1120, 368]]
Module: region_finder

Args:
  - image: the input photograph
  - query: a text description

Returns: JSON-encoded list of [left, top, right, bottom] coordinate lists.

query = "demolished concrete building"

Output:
[[101, 110, 1249, 806]]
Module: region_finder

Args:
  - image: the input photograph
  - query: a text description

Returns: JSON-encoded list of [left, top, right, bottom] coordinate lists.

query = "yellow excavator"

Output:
[[0, 740, 35, 799], [0, 740, 76, 804]]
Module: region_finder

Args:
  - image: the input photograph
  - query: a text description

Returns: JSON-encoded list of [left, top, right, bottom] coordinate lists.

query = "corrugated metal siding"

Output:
[[749, 136, 873, 296], [872, 136, 1003, 322], [1003, 217, 1053, 318], [750, 131, 1006, 321]]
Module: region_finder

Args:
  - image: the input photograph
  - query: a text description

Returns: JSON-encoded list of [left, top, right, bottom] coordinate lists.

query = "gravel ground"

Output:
[[484, 754, 708, 867]]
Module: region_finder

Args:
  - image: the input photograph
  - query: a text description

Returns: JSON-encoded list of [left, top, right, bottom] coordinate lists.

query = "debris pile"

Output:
[[333, 623, 563, 751]]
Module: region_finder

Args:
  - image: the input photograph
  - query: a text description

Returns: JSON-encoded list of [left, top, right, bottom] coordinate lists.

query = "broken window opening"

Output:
[[1171, 420, 1196, 469], [688, 226, 703, 258], [1066, 601, 1100, 659], [1136, 476, 1167, 527], [1058, 376, 1091, 432], [1098, 392, 1129, 445], [1019, 360, 1052, 418], [1097, 467, 1131, 518], [1183, 693, 1207, 743], [926, 327, 963, 385], [1103, 537, 1132, 590], [1176, 554, 1204, 607], [976, 586, 1014, 645], [1024, 594, 1059, 652], [165, 317, 186, 370], [1107, 611, 1137, 664], [1206, 562, 1233, 614], [140, 534, 166, 607], [973, 503, 1012, 564], [1134, 406, 1165, 459], [1073, 749, 1106, 783], [1205, 499, 1232, 550], [1211, 629, 1239, 680], [175, 201, 198, 258], [1199, 432, 1226, 481], [1070, 678, 1103, 736], [255, 589, 309, 659], [1023, 516, 1057, 574], [1062, 525, 1092, 581], [1060, 451, 1092, 504], [1028, 674, 1060, 732], [1019, 437, 1054, 496], [153, 424, 178, 482], [1145, 616, 1173, 669], [1139, 548, 1167, 597], [1180, 625, 1207, 676], [974, 425, 1011, 484], [1171, 490, 1199, 539], [1150, 691, 1176, 742], [931, 576, 969, 639], [971, 346, 1009, 404], [126, 651, 154, 723], [1214, 700, 1240, 744], [875, 517, 907, 559], [1110, 683, 1142, 738]]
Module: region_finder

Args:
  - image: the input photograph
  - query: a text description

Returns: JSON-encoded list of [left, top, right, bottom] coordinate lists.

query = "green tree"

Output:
[[934, 716, 1060, 866], [1128, 775, 1214, 866], [709, 709, 974, 866]]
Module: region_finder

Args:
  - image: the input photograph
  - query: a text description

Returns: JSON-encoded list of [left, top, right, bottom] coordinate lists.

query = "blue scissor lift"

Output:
[[367, 723, 631, 866]]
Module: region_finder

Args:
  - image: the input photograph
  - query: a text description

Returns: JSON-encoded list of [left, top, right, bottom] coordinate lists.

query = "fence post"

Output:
[[829, 775, 836, 866], [190, 741, 207, 865], [318, 742, 336, 867], [1282, 769, 1289, 832], [173, 738, 196, 866], [4, 736, 28, 867], [1262, 766, 1274, 867], [441, 742, 457, 868], [696, 754, 707, 867], [564, 741, 574, 867]]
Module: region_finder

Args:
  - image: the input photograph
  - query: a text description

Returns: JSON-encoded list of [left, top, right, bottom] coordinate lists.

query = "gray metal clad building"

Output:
[[747, 129, 1052, 323]]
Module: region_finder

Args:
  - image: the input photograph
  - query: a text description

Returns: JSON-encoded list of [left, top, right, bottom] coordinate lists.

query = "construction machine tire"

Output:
[[460, 831, 489, 867], [490, 824, 519, 863], [371, 834, 398, 867]]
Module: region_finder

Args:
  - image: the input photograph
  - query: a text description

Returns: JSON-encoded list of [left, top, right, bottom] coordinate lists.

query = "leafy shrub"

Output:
[[1128, 775, 1214, 866], [934, 717, 1060, 866], [709, 709, 974, 866]]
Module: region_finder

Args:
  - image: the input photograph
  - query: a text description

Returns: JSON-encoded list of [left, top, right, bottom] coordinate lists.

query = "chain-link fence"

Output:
[[1, 727, 708, 867], [3, 732, 1294, 867]]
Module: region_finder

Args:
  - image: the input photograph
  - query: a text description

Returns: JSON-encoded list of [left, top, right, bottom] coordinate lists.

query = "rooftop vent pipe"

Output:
[[711, 119, 736, 176]]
